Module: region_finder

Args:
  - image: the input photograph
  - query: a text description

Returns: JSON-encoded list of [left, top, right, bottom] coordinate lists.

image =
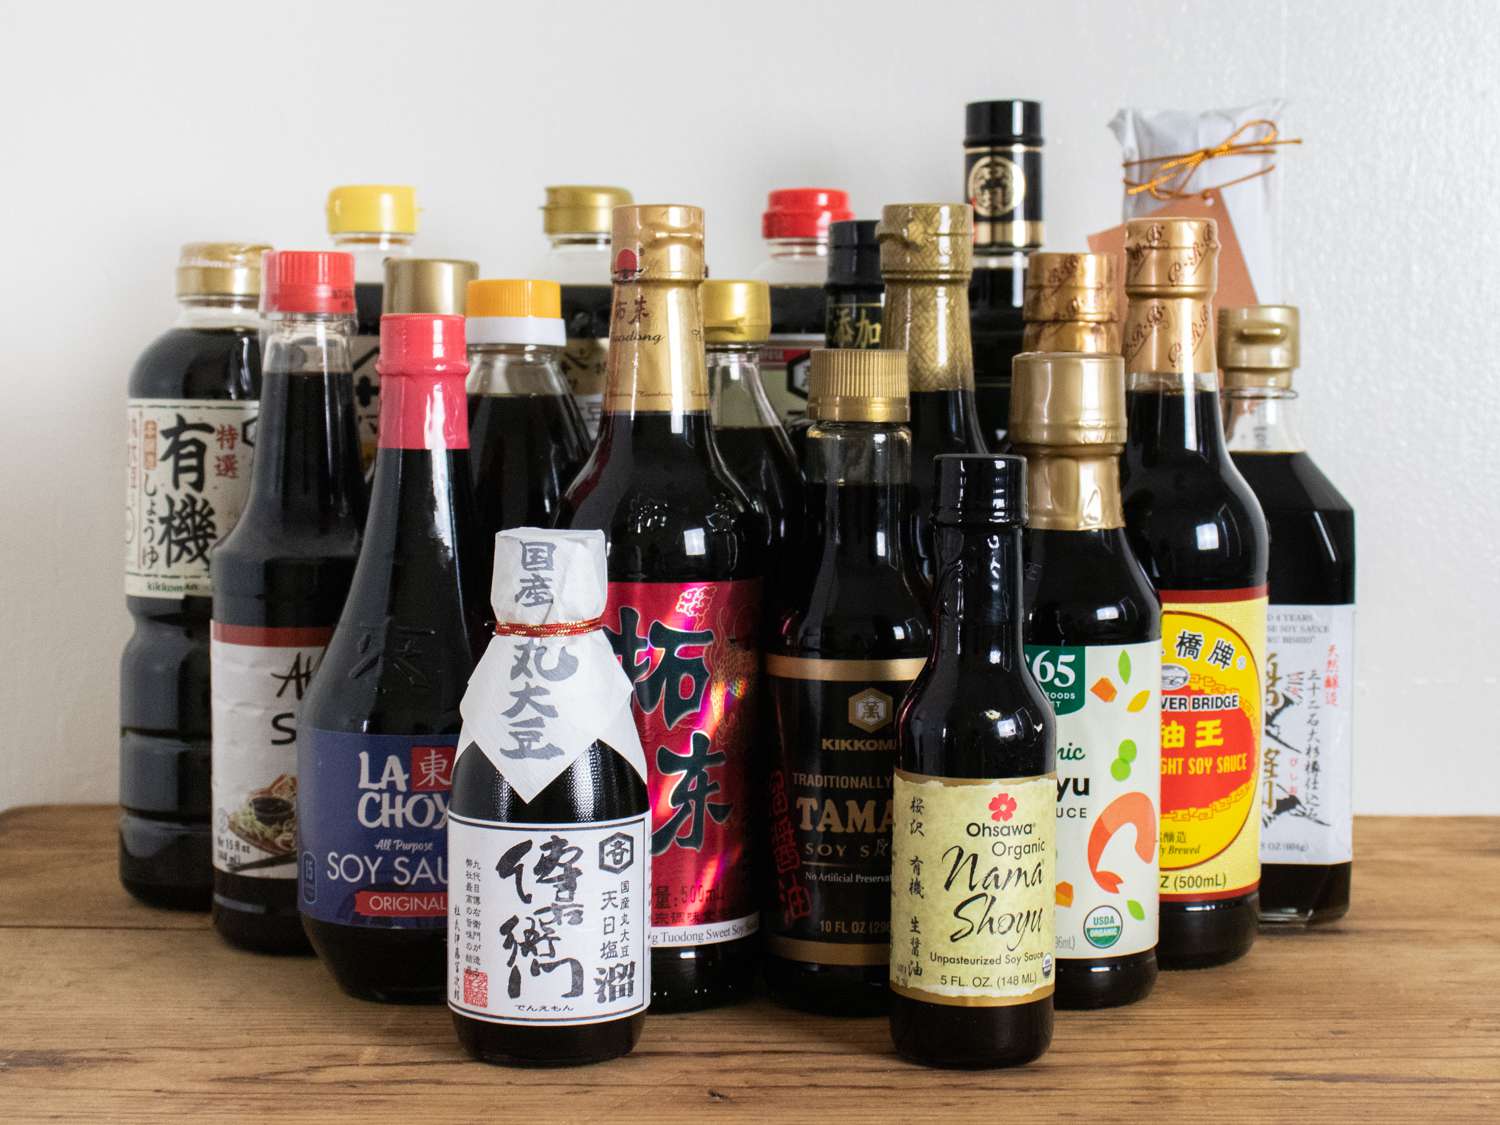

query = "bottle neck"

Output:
[[805, 420, 914, 573], [882, 277, 974, 393], [175, 296, 259, 330], [930, 522, 1026, 668], [548, 232, 610, 251], [1016, 444, 1125, 531], [378, 369, 470, 454], [465, 342, 571, 398], [1123, 292, 1229, 460], [764, 237, 828, 261], [601, 277, 709, 422], [1223, 384, 1306, 453], [707, 342, 779, 429], [330, 231, 414, 284]]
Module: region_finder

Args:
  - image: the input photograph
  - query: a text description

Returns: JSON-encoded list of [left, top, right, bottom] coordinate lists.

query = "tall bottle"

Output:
[[559, 205, 765, 1011], [890, 455, 1054, 1068], [465, 279, 591, 540], [210, 251, 366, 952], [326, 184, 417, 471], [1119, 218, 1269, 969], [542, 185, 634, 439], [878, 202, 989, 582], [1012, 353, 1161, 1008], [297, 314, 488, 1002], [121, 241, 267, 910], [966, 99, 1044, 446], [764, 349, 928, 1016], [1221, 306, 1354, 927], [1022, 252, 1120, 355]]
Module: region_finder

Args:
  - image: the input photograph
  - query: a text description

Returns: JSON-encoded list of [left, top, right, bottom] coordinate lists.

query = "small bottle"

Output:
[[1220, 307, 1354, 927], [890, 454, 1054, 1068], [326, 184, 418, 471], [298, 314, 488, 1002], [449, 528, 651, 1065], [121, 241, 268, 910], [210, 251, 366, 953], [542, 185, 634, 439], [465, 279, 591, 541], [1022, 252, 1120, 355], [1012, 352, 1161, 1008], [764, 348, 928, 1017], [752, 188, 853, 426]]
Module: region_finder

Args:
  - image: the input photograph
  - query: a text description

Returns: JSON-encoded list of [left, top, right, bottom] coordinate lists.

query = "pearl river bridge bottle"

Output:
[[559, 204, 765, 1012], [763, 348, 928, 1017], [1220, 306, 1354, 927], [297, 313, 488, 1002], [1022, 252, 1120, 355], [121, 241, 268, 910], [210, 251, 366, 953], [1119, 218, 1269, 969], [1012, 352, 1161, 1008], [890, 454, 1054, 1068]]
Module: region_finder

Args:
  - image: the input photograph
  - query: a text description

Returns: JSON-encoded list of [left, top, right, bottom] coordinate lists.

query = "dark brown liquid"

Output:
[[969, 263, 1025, 447], [908, 391, 989, 582], [711, 425, 803, 556], [467, 393, 590, 540]]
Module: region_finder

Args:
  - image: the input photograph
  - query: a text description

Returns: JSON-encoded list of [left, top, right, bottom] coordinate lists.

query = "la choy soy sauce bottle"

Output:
[[1221, 306, 1354, 927], [763, 348, 930, 1017], [121, 241, 267, 911], [210, 251, 366, 953], [297, 313, 489, 1002], [1011, 352, 1162, 1009], [1119, 218, 1269, 970], [890, 454, 1055, 1068], [559, 204, 766, 1012]]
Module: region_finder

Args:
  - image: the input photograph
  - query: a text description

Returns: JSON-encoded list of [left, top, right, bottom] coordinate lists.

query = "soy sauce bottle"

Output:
[[1012, 353, 1161, 1008], [121, 241, 267, 910], [559, 205, 765, 1011], [298, 313, 488, 1002], [890, 455, 1054, 1068], [1221, 306, 1354, 927], [210, 251, 365, 953]]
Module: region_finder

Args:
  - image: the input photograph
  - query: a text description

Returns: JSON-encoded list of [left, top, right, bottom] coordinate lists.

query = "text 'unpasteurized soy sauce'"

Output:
[[890, 455, 1055, 1069], [298, 313, 489, 1002]]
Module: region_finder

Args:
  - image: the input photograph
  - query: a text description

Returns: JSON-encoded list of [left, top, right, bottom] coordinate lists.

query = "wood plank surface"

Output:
[[0, 806, 1496, 1122]]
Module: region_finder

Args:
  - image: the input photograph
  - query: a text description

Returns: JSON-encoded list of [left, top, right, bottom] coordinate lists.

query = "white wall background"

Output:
[[1, 0, 1495, 814]]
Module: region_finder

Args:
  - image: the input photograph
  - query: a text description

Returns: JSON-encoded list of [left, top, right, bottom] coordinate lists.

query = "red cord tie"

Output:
[[494, 616, 604, 638]]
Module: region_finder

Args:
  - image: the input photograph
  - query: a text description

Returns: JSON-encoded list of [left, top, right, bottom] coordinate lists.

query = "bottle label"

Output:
[[1025, 641, 1160, 959], [298, 729, 457, 928], [890, 771, 1055, 1006], [447, 811, 650, 1026], [1261, 604, 1354, 865], [352, 334, 381, 471], [764, 655, 926, 966], [561, 336, 608, 439], [603, 579, 762, 946], [964, 143, 1044, 250], [1157, 588, 1267, 901], [760, 335, 821, 422], [124, 398, 257, 598], [210, 624, 331, 880], [825, 300, 885, 350]]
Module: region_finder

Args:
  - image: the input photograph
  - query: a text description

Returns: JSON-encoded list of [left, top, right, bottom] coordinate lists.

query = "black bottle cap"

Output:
[[964, 100, 1044, 146], [827, 219, 882, 288], [933, 454, 1027, 527]]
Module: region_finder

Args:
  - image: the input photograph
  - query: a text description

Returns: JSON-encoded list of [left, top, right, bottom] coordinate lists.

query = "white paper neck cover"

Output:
[[458, 528, 646, 803]]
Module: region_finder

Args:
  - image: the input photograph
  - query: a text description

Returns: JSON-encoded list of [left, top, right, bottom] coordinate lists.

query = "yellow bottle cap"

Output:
[[466, 279, 563, 320], [326, 185, 418, 235], [702, 280, 771, 344]]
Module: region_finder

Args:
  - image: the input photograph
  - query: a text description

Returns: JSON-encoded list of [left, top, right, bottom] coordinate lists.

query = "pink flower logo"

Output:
[[989, 792, 1017, 822]]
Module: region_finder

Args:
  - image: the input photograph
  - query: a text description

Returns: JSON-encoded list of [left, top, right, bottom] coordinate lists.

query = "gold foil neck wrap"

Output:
[[702, 280, 771, 345], [807, 348, 909, 423], [879, 205, 974, 393], [1009, 352, 1126, 447], [1023, 252, 1119, 322], [1023, 321, 1122, 353], [544, 185, 634, 236], [176, 241, 272, 299], [383, 258, 479, 315], [1124, 218, 1218, 298], [603, 281, 707, 413], [1219, 305, 1299, 390], [1023, 452, 1126, 531], [611, 204, 705, 282], [877, 203, 973, 281]]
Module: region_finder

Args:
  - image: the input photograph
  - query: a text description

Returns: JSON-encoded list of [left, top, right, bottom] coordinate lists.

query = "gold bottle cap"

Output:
[[1124, 217, 1218, 297], [807, 348, 909, 423], [1219, 305, 1299, 390], [877, 203, 973, 281], [611, 204, 704, 282], [1023, 252, 1118, 322], [544, 185, 634, 236], [702, 280, 771, 345], [1009, 352, 1126, 447], [175, 241, 273, 299], [383, 258, 479, 315]]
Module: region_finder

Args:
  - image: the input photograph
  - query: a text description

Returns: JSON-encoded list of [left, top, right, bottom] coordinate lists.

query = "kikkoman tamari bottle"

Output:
[[1119, 218, 1269, 969], [210, 251, 366, 953], [1012, 353, 1161, 1008], [890, 455, 1054, 1068], [1221, 306, 1354, 927], [764, 348, 928, 1017], [121, 241, 267, 910], [1022, 252, 1120, 355], [298, 313, 488, 1002], [559, 205, 765, 1011]]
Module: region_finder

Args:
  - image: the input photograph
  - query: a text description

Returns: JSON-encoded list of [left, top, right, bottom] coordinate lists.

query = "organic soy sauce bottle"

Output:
[[298, 313, 488, 1002], [121, 241, 268, 910], [890, 454, 1054, 1068], [559, 204, 765, 1012], [210, 251, 366, 953], [1119, 218, 1269, 969], [1012, 353, 1161, 1008], [1221, 306, 1354, 927]]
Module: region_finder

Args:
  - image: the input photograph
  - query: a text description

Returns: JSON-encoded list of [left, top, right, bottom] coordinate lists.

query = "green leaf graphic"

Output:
[[1118, 739, 1137, 763], [1119, 650, 1132, 683], [1111, 759, 1131, 782], [1127, 899, 1146, 921]]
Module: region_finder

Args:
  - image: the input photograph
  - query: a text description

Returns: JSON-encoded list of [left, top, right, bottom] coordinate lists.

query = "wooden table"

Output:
[[1, 807, 1495, 1121]]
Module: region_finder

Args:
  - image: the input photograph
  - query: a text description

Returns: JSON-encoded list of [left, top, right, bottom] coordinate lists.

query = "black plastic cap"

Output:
[[964, 100, 1044, 146], [933, 454, 1028, 527], [826, 219, 882, 288]]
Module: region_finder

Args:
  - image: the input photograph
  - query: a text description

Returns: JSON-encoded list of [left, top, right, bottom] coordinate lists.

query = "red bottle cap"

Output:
[[762, 188, 853, 240], [378, 314, 469, 377], [260, 250, 355, 314]]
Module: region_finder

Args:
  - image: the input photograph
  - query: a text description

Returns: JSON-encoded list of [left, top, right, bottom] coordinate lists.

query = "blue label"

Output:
[[297, 728, 456, 929]]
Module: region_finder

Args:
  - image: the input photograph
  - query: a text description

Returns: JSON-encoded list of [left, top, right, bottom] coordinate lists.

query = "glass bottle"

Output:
[[121, 241, 268, 910], [1022, 252, 1120, 356]]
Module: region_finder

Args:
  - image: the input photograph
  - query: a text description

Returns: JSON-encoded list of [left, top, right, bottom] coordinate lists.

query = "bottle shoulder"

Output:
[[1023, 530, 1161, 647], [1231, 450, 1354, 515], [128, 326, 260, 400], [899, 661, 1054, 779]]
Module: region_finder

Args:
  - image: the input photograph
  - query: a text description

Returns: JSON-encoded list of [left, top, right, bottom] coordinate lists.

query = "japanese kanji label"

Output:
[[759, 334, 819, 416], [824, 301, 884, 350], [351, 332, 380, 471], [890, 771, 1055, 1007], [124, 398, 256, 598], [447, 811, 650, 1026], [561, 336, 607, 440]]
